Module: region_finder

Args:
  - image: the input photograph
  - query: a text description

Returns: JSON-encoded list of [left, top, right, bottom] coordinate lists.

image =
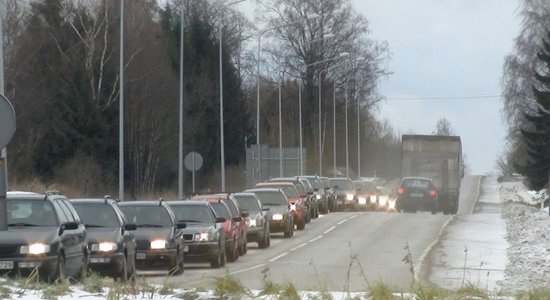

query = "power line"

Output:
[[382, 94, 502, 102]]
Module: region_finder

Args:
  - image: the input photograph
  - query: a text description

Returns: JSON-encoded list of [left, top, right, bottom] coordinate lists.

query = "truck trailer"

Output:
[[400, 135, 462, 214]]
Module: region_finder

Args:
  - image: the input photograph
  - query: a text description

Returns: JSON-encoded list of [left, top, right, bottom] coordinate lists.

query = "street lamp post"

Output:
[[119, 0, 124, 201], [219, 0, 245, 192], [256, 13, 319, 181], [178, 0, 184, 199], [278, 82, 283, 177]]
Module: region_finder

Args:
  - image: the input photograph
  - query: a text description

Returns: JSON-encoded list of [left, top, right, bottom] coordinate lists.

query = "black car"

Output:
[[0, 191, 88, 282], [231, 192, 271, 248], [168, 201, 226, 268], [298, 176, 329, 214], [329, 177, 358, 211], [396, 177, 439, 214], [118, 200, 186, 274], [245, 188, 293, 238], [267, 177, 312, 223], [70, 197, 137, 281]]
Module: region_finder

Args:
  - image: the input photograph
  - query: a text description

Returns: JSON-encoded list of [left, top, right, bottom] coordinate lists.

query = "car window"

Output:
[[119, 205, 173, 227], [233, 195, 261, 212], [253, 191, 287, 206], [330, 179, 354, 190], [61, 199, 81, 223], [72, 203, 121, 227], [305, 178, 323, 189], [402, 179, 432, 189], [52, 200, 70, 224], [170, 204, 214, 223], [210, 203, 231, 219], [222, 199, 240, 217], [7, 199, 57, 226]]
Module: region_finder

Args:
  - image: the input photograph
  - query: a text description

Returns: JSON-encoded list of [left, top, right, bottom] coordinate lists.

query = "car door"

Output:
[[54, 199, 84, 274]]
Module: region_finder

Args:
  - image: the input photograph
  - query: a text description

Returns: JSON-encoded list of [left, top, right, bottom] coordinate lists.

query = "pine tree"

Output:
[[517, 32, 550, 190]]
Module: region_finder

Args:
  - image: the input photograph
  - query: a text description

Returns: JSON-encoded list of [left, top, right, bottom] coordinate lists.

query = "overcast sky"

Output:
[[356, 0, 521, 175]]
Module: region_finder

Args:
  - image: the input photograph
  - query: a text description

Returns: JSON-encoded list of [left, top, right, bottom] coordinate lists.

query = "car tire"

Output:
[[126, 253, 136, 282], [78, 251, 88, 281], [297, 219, 305, 230], [220, 241, 227, 266], [258, 228, 268, 249], [55, 253, 66, 283], [227, 239, 238, 262], [284, 220, 292, 238], [210, 244, 222, 268], [119, 255, 129, 282], [172, 249, 184, 274]]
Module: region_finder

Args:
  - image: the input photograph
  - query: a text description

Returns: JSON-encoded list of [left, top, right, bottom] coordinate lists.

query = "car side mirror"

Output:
[[233, 216, 242, 222], [124, 223, 137, 231], [241, 212, 249, 218], [313, 187, 319, 192], [307, 191, 313, 195], [216, 217, 226, 223], [299, 192, 307, 198], [334, 185, 340, 189], [59, 221, 78, 235], [262, 207, 270, 211], [356, 188, 362, 192], [176, 221, 187, 229]]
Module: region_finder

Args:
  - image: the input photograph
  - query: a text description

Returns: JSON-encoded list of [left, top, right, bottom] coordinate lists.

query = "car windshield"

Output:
[[7, 199, 57, 226], [222, 199, 240, 217], [170, 204, 214, 223], [72, 203, 121, 227], [354, 181, 377, 192], [119, 205, 172, 227], [233, 195, 261, 212], [305, 178, 323, 189], [402, 179, 432, 189], [210, 203, 231, 219], [330, 179, 354, 190], [253, 191, 287, 206], [257, 185, 298, 197]]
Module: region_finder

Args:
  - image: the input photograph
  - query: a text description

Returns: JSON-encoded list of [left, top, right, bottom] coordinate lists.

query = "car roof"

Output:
[[191, 194, 228, 200], [256, 182, 294, 187], [245, 188, 284, 194], [7, 190, 66, 201], [168, 200, 210, 206], [231, 192, 257, 197], [70, 198, 117, 204], [401, 176, 432, 181], [117, 200, 167, 206]]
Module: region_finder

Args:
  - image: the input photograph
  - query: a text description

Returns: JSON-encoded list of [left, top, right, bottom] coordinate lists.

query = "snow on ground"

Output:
[[500, 180, 550, 292], [429, 176, 507, 291]]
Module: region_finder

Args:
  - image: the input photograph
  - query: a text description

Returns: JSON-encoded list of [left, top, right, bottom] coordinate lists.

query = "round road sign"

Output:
[[184, 152, 203, 171], [0, 94, 16, 149]]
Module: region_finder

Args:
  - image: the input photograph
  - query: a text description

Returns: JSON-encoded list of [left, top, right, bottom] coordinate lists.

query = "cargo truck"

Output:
[[400, 135, 462, 214]]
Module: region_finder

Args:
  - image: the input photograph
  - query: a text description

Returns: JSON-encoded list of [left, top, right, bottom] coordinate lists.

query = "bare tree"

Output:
[[432, 118, 455, 136]]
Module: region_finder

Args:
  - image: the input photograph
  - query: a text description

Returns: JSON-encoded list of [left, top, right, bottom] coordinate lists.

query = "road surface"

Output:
[[146, 176, 480, 291]]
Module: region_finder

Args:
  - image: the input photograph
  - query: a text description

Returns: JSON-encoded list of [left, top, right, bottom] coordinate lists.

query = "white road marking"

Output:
[[337, 219, 349, 225], [269, 252, 289, 262], [228, 263, 267, 275], [290, 243, 308, 251], [349, 214, 358, 219], [323, 226, 336, 234], [308, 236, 323, 243]]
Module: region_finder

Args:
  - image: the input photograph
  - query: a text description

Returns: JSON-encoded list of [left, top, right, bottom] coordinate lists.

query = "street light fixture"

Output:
[[256, 13, 320, 181]]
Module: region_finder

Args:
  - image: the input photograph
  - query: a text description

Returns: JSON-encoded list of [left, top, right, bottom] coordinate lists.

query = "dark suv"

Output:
[[396, 177, 439, 214], [245, 188, 294, 238], [70, 197, 137, 281], [0, 191, 88, 282], [231, 193, 271, 248], [118, 200, 186, 274]]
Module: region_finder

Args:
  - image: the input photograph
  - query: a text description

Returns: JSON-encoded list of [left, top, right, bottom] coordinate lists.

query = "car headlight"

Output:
[[150, 239, 167, 249], [358, 197, 367, 205], [272, 214, 283, 221], [20, 243, 50, 255], [346, 193, 354, 201], [289, 204, 296, 211], [315, 194, 321, 200], [92, 242, 118, 252], [389, 200, 396, 209], [194, 232, 210, 242], [379, 197, 387, 206], [370, 196, 377, 204], [249, 219, 257, 227]]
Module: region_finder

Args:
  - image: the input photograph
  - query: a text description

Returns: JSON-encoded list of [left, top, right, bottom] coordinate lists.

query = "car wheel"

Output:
[[78, 251, 88, 281], [210, 244, 222, 268], [119, 255, 129, 282], [297, 219, 305, 230], [227, 240, 238, 262], [220, 241, 227, 266], [258, 230, 268, 249], [243, 237, 248, 254], [55, 253, 66, 283], [126, 253, 136, 282], [284, 221, 292, 238], [172, 249, 184, 275]]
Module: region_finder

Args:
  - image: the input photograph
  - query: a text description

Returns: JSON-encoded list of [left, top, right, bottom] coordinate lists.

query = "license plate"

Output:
[[0, 261, 13, 270], [184, 245, 189, 253], [136, 253, 146, 260], [410, 193, 423, 198]]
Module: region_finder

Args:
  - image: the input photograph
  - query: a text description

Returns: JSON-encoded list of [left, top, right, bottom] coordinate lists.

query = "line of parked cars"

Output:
[[0, 175, 399, 282]]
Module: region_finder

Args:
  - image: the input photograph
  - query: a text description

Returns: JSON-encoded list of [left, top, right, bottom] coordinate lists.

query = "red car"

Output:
[[191, 195, 247, 262], [254, 182, 307, 230]]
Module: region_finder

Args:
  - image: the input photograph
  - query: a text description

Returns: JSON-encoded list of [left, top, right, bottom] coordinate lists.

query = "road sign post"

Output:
[[0, 94, 16, 230], [184, 152, 203, 195]]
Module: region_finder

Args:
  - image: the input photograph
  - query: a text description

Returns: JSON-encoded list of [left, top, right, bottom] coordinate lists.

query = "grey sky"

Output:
[[356, 0, 521, 174]]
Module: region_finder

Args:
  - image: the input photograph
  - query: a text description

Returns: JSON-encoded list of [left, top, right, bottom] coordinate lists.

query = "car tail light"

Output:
[[430, 190, 437, 197], [397, 187, 405, 195]]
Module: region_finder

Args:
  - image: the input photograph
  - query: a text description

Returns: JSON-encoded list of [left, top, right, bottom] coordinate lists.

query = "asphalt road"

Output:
[[146, 176, 480, 291]]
